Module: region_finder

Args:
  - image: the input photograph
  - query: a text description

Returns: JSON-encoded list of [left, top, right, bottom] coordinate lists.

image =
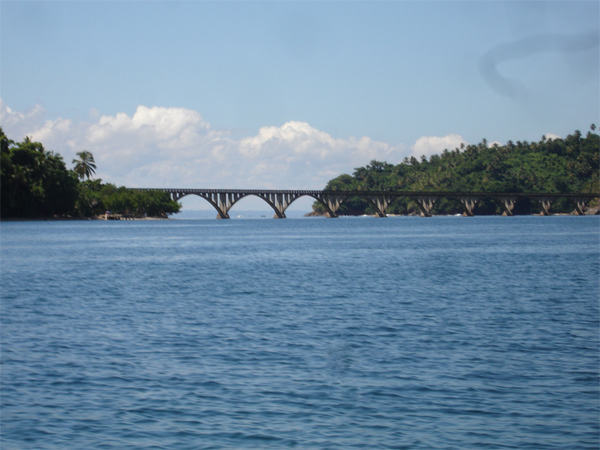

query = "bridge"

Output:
[[133, 188, 599, 218]]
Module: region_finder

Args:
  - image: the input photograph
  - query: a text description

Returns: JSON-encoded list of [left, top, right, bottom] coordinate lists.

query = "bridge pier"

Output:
[[174, 191, 249, 219], [214, 192, 248, 219], [316, 194, 344, 218], [458, 196, 480, 216], [255, 192, 306, 218], [495, 195, 518, 216], [532, 196, 555, 216], [572, 197, 594, 215], [410, 195, 439, 217], [365, 195, 394, 217]]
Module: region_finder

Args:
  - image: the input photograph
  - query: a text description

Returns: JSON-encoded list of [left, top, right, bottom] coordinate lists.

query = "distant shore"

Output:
[[1, 215, 171, 222], [3, 205, 597, 221]]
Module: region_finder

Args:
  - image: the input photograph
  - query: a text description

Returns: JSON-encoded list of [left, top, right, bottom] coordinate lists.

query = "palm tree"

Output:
[[72, 151, 96, 180]]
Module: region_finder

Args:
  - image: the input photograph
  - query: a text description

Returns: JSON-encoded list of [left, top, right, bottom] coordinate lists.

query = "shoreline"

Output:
[[0, 216, 171, 222], [3, 206, 598, 221]]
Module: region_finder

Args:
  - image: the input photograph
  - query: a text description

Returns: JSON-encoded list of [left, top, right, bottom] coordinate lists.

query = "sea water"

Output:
[[1, 215, 598, 449]]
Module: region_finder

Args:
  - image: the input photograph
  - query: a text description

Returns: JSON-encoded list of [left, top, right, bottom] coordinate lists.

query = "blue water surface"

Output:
[[1, 215, 599, 449]]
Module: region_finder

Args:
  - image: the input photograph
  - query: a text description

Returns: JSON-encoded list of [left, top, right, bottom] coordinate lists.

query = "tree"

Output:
[[1, 133, 79, 218], [72, 151, 97, 180]]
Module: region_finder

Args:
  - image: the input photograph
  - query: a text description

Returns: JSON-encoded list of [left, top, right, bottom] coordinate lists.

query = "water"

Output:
[[1, 216, 598, 449]]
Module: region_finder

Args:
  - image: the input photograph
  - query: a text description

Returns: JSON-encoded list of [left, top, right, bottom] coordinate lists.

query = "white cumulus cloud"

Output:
[[410, 133, 467, 159], [1, 101, 407, 192], [0, 99, 46, 138]]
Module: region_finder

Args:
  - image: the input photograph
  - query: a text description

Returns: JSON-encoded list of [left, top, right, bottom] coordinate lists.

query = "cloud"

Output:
[[0, 99, 46, 138], [544, 133, 561, 141], [0, 101, 407, 191], [410, 133, 467, 159]]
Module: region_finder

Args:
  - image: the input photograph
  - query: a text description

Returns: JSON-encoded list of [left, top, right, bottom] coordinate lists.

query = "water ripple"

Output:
[[1, 216, 598, 449]]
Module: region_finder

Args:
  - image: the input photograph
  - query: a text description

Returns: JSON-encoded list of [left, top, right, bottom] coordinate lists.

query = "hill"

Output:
[[312, 126, 599, 216]]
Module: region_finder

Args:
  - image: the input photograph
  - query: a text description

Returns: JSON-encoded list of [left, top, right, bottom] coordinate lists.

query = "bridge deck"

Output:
[[135, 188, 598, 198], [132, 188, 599, 218]]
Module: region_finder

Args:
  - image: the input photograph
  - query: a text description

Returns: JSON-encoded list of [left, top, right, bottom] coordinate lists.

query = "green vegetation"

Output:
[[313, 126, 599, 216], [72, 150, 97, 180], [1, 129, 181, 219], [2, 125, 597, 219], [74, 179, 181, 218]]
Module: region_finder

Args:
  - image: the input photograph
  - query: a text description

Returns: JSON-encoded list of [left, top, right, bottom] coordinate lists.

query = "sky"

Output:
[[1, 1, 598, 211]]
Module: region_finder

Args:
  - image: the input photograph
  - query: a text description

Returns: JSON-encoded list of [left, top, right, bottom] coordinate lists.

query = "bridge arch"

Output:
[[171, 190, 338, 219], [172, 192, 247, 219], [221, 192, 331, 218], [265, 193, 344, 218], [226, 192, 298, 218]]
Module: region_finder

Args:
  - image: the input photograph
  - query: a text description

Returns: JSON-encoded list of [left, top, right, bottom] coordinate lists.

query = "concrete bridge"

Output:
[[134, 188, 599, 218]]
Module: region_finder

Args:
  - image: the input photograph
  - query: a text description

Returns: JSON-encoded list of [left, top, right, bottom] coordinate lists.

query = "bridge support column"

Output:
[[572, 197, 591, 215], [533, 197, 555, 216], [255, 192, 303, 218], [411, 195, 439, 217], [207, 192, 247, 219], [495, 195, 518, 216], [365, 195, 394, 217], [318, 194, 345, 218], [271, 193, 289, 218], [458, 196, 480, 216], [171, 192, 186, 202]]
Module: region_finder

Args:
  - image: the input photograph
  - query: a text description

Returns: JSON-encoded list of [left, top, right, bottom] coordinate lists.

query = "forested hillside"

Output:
[[313, 126, 599, 216], [0, 129, 181, 219]]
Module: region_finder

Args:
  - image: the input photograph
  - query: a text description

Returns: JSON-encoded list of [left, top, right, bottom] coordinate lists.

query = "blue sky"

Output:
[[1, 1, 598, 210]]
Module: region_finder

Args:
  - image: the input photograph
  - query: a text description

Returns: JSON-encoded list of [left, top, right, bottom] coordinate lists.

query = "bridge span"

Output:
[[134, 188, 599, 219]]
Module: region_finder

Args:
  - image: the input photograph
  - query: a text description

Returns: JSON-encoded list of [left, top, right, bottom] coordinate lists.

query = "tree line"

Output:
[[3, 125, 598, 219], [0, 128, 180, 219], [312, 126, 599, 216]]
